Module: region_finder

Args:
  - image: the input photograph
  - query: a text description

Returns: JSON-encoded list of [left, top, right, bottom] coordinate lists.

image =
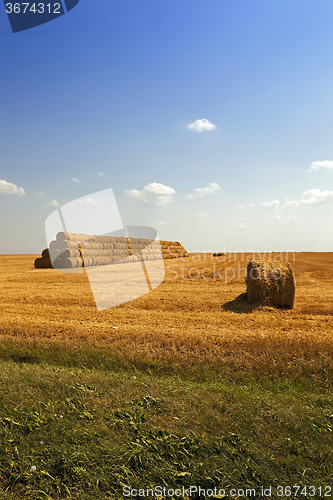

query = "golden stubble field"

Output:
[[1, 252, 333, 378]]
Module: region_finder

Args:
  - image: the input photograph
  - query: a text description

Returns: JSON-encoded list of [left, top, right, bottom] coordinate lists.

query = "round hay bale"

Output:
[[60, 248, 81, 259], [58, 240, 78, 250], [42, 248, 50, 259], [43, 257, 53, 269], [80, 241, 102, 249], [49, 240, 60, 251], [80, 241, 92, 250], [74, 257, 83, 267], [102, 242, 115, 249], [53, 258, 64, 269], [63, 257, 78, 269], [113, 242, 128, 249], [34, 257, 44, 269], [246, 259, 296, 309], [82, 256, 93, 267], [50, 248, 61, 261], [56, 231, 69, 241]]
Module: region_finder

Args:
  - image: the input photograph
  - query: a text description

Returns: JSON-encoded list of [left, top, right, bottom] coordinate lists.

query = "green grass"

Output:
[[0, 343, 332, 499]]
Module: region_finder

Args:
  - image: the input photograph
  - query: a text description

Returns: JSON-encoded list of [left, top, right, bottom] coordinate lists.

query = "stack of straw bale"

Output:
[[34, 232, 189, 269], [246, 259, 296, 309]]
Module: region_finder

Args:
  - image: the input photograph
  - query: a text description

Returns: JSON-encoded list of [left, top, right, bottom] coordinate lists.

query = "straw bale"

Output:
[[34, 258, 44, 269], [82, 256, 93, 267], [42, 248, 50, 259], [113, 243, 128, 249], [59, 248, 81, 259], [49, 240, 59, 250], [80, 242, 104, 250], [246, 259, 296, 309], [102, 242, 115, 250], [50, 249, 61, 262], [56, 231, 69, 241], [59, 240, 78, 250], [62, 257, 78, 269], [43, 257, 52, 269], [52, 258, 64, 269], [56, 232, 87, 242]]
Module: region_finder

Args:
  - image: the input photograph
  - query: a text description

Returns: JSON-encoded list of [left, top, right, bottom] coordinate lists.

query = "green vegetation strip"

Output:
[[0, 352, 332, 499]]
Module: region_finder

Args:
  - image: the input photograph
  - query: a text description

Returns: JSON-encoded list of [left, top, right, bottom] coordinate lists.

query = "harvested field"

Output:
[[1, 252, 333, 380]]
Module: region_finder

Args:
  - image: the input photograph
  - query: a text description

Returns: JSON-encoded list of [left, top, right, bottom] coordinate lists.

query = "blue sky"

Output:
[[1, 0, 333, 253]]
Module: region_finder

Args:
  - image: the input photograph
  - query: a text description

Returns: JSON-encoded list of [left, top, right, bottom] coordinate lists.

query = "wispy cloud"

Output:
[[307, 160, 333, 172], [274, 215, 299, 221], [261, 200, 280, 209], [37, 191, 44, 197], [45, 200, 59, 207], [72, 177, 80, 183], [0, 179, 26, 197], [98, 172, 104, 176], [187, 118, 217, 133], [125, 182, 176, 205], [186, 182, 221, 199], [196, 212, 209, 220]]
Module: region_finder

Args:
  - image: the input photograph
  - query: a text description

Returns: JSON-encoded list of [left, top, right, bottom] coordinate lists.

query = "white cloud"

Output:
[[274, 215, 299, 222], [72, 177, 79, 183], [238, 224, 248, 230], [285, 199, 299, 208], [186, 182, 221, 199], [285, 188, 333, 208], [236, 205, 244, 209], [261, 200, 280, 209], [300, 188, 333, 206], [98, 172, 104, 176], [84, 197, 102, 204], [0, 179, 26, 197], [158, 221, 168, 225], [196, 212, 208, 220], [45, 200, 59, 207], [248, 203, 255, 207], [187, 118, 217, 133], [285, 215, 299, 221], [194, 182, 221, 196], [37, 191, 44, 197], [307, 160, 333, 172], [125, 182, 176, 205]]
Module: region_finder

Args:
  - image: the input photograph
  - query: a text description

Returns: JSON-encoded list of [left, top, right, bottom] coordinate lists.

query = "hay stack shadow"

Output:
[[222, 293, 261, 314]]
